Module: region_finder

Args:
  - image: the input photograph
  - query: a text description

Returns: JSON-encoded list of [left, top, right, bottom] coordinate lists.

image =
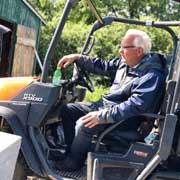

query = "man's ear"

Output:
[[137, 47, 144, 57]]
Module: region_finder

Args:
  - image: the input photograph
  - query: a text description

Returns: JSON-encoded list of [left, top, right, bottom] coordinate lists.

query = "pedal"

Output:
[[27, 176, 48, 180]]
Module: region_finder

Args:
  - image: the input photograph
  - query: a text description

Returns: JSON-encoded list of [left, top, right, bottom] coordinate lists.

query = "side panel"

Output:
[[0, 106, 44, 176]]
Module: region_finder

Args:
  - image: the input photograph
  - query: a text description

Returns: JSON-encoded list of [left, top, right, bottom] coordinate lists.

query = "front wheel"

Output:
[[13, 153, 31, 180]]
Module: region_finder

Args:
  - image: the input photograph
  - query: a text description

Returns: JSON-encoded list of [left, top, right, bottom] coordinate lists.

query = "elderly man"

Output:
[[56, 29, 167, 171]]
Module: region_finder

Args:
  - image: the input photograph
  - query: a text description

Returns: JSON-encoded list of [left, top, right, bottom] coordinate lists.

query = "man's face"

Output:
[[119, 35, 144, 67]]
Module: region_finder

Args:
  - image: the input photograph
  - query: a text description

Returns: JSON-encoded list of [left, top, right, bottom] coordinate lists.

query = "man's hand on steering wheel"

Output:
[[58, 54, 94, 92]]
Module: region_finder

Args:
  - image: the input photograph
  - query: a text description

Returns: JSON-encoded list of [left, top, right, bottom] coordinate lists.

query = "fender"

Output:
[[0, 106, 44, 176]]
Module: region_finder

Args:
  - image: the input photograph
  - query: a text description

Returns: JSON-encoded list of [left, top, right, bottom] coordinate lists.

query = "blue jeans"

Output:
[[60, 101, 141, 164], [60, 101, 107, 164]]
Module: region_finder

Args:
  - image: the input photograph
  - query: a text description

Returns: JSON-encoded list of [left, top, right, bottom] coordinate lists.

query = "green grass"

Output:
[[84, 85, 109, 102]]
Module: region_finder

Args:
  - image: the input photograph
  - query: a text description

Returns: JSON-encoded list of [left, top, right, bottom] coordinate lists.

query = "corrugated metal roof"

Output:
[[22, 0, 46, 25]]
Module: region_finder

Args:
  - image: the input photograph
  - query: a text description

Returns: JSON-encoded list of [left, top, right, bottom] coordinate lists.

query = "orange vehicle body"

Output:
[[0, 77, 38, 100]]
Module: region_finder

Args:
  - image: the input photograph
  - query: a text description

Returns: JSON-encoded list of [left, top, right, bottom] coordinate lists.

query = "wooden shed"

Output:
[[0, 0, 45, 77]]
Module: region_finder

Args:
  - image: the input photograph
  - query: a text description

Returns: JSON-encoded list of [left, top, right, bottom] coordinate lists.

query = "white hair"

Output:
[[125, 29, 152, 54]]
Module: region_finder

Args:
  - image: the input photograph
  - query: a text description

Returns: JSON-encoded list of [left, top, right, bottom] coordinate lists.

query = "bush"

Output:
[[38, 22, 91, 78], [84, 85, 109, 102], [38, 18, 175, 86]]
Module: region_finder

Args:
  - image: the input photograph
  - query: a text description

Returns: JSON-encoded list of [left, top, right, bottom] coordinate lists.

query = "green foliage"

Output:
[[28, 0, 55, 20], [84, 85, 109, 102], [52, 22, 91, 78], [37, 18, 175, 79], [29, 0, 179, 83], [29, 0, 180, 21], [88, 22, 173, 58], [84, 23, 173, 86], [95, 0, 180, 20]]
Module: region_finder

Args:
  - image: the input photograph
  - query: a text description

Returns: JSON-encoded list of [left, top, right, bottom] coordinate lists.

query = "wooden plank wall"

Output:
[[12, 25, 36, 76]]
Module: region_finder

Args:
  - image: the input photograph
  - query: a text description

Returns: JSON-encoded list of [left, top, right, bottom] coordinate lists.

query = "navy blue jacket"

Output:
[[77, 53, 168, 125]]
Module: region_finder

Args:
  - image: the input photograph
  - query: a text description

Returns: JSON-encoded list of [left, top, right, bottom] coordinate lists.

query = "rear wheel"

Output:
[[0, 118, 29, 180], [13, 153, 31, 180]]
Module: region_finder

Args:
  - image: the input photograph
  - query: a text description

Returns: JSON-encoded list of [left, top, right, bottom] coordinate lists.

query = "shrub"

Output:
[[84, 85, 109, 102]]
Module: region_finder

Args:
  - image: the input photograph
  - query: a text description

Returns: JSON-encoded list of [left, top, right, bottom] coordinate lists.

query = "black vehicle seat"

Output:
[[98, 94, 166, 154], [94, 78, 174, 154], [87, 79, 177, 180]]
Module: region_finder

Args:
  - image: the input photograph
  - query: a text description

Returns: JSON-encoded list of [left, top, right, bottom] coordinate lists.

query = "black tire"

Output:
[[0, 120, 31, 180], [13, 153, 31, 180]]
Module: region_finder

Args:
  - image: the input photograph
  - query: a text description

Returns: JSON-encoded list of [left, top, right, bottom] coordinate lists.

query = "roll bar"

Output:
[[40, 0, 180, 84], [81, 16, 180, 80], [41, 0, 77, 83], [40, 0, 103, 83]]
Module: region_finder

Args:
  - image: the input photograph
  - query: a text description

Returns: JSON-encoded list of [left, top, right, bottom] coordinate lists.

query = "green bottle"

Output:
[[52, 67, 62, 86]]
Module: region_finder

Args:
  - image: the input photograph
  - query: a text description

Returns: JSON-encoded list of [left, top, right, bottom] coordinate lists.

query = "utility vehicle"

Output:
[[1, 0, 180, 180]]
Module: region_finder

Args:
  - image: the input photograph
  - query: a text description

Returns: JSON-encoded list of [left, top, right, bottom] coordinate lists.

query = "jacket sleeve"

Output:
[[76, 55, 120, 77], [97, 70, 166, 124]]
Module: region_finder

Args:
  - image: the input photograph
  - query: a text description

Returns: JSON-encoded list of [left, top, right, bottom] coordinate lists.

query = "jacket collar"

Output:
[[125, 53, 167, 76]]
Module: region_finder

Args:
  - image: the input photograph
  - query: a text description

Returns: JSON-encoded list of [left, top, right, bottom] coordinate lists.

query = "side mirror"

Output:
[[83, 36, 95, 55]]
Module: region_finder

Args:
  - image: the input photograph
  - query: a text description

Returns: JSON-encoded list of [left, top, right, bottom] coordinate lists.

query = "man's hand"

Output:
[[58, 54, 81, 68], [80, 111, 100, 128]]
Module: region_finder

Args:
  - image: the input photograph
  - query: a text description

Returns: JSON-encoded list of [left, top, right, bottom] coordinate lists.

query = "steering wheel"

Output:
[[74, 63, 94, 92]]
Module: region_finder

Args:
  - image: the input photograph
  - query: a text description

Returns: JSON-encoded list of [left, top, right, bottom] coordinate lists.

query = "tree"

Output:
[[28, 0, 54, 20], [28, 0, 179, 81]]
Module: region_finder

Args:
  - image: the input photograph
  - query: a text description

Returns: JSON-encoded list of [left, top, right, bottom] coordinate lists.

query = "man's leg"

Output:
[[70, 124, 107, 166], [57, 101, 107, 171], [56, 122, 107, 171], [60, 102, 95, 151]]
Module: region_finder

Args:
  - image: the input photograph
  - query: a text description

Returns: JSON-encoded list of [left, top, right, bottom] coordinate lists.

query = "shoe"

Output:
[[55, 156, 83, 171], [48, 149, 66, 161]]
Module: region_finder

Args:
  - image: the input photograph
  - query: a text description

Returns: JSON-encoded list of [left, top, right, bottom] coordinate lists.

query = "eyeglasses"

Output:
[[120, 45, 140, 49]]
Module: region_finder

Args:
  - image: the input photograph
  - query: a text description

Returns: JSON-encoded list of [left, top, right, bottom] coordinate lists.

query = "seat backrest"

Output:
[[160, 80, 176, 115], [169, 45, 180, 156], [157, 44, 180, 157], [138, 83, 167, 139], [96, 53, 175, 152], [173, 108, 180, 156]]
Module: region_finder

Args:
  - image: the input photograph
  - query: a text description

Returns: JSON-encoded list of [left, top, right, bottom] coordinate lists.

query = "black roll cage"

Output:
[[40, 0, 180, 85], [81, 16, 180, 81]]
